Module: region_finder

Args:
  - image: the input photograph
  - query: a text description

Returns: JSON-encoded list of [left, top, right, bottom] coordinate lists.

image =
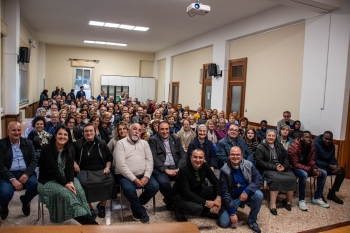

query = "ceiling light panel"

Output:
[[119, 24, 135, 30], [106, 42, 117, 45], [95, 41, 106, 44], [83, 40, 127, 47], [89, 21, 105, 26], [104, 23, 120, 28], [133, 26, 149, 31], [84, 40, 95, 43], [115, 43, 127, 46]]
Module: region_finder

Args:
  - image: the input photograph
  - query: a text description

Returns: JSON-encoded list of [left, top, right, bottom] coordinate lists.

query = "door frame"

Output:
[[201, 63, 212, 109], [171, 82, 180, 106]]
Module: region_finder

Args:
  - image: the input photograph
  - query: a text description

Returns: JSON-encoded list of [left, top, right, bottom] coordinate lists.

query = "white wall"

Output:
[[300, 0, 350, 139]]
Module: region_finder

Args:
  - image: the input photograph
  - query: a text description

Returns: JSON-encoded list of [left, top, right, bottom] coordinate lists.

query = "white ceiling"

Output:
[[20, 0, 280, 53]]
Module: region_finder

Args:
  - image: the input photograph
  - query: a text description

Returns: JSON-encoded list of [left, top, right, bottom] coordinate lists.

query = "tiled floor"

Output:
[[1, 177, 349, 232]]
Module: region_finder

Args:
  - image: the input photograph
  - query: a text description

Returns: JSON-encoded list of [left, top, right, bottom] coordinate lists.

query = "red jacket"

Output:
[[288, 137, 317, 173]]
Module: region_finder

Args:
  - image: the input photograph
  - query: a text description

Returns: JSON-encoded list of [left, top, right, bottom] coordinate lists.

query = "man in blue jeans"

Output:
[[218, 146, 263, 233], [288, 131, 329, 211], [0, 122, 38, 220], [114, 123, 159, 223]]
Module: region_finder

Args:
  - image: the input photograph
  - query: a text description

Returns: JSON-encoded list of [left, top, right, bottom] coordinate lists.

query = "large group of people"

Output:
[[0, 87, 346, 233]]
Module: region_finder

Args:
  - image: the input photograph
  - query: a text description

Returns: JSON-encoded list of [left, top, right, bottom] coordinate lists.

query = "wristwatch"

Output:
[[205, 200, 208, 207]]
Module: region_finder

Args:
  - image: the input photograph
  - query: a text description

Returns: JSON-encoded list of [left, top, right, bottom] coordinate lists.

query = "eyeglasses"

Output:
[[194, 171, 200, 182], [283, 115, 291, 118], [229, 129, 239, 132], [68, 121, 75, 124], [229, 154, 241, 157]]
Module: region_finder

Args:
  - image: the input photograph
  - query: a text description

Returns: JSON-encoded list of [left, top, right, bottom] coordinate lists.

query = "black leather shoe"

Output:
[[282, 199, 292, 211], [0, 205, 9, 220], [90, 209, 97, 220], [96, 202, 105, 218], [270, 208, 277, 215], [327, 188, 344, 205], [174, 207, 188, 222], [20, 195, 30, 216]]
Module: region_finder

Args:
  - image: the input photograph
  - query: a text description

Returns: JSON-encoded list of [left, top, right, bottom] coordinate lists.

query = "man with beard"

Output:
[[114, 123, 159, 224]]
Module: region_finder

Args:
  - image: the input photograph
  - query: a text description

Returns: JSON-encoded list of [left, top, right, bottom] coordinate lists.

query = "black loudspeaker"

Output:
[[19, 47, 31, 63], [208, 63, 217, 76]]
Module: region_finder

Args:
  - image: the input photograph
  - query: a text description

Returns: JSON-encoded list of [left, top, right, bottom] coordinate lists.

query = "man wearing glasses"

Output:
[[172, 149, 221, 222], [218, 146, 263, 233], [217, 124, 254, 166], [276, 111, 295, 132]]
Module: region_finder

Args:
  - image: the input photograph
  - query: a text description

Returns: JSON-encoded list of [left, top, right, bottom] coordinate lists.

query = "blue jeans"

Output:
[[293, 168, 327, 200], [218, 190, 263, 228], [117, 174, 159, 215], [0, 171, 38, 207]]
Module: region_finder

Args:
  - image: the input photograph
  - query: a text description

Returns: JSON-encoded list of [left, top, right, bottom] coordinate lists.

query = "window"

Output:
[[74, 67, 92, 98], [19, 63, 28, 103]]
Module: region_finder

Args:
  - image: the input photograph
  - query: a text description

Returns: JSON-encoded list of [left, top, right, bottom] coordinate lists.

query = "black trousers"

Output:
[[320, 167, 346, 192], [172, 186, 215, 216]]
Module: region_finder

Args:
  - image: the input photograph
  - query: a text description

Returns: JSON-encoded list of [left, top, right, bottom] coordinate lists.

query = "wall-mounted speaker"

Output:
[[208, 63, 217, 76], [19, 47, 31, 63]]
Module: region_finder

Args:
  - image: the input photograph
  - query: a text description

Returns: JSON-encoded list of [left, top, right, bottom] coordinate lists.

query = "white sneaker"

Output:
[[298, 200, 308, 211], [312, 198, 330, 208]]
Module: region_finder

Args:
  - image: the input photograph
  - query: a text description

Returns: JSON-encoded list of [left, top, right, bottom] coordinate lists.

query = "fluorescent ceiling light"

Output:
[[84, 40, 95, 43], [119, 24, 135, 30], [95, 41, 106, 44], [133, 26, 149, 31], [116, 43, 127, 46], [106, 42, 117, 45], [104, 23, 120, 28], [89, 21, 105, 26]]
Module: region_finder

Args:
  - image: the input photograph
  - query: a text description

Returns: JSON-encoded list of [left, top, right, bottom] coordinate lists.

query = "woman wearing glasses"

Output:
[[65, 116, 82, 142]]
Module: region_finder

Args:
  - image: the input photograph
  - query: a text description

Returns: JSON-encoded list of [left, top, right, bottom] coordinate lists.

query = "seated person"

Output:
[[44, 111, 61, 135], [243, 127, 259, 157], [238, 117, 248, 138], [215, 118, 228, 141], [149, 121, 187, 211], [277, 124, 294, 152], [255, 129, 296, 215], [0, 122, 38, 220], [172, 149, 221, 222], [114, 123, 159, 223], [73, 123, 114, 219], [314, 131, 346, 204], [255, 120, 268, 143], [290, 120, 303, 139], [176, 119, 196, 152], [27, 116, 51, 158], [187, 124, 218, 175], [38, 126, 97, 225], [217, 124, 254, 167], [167, 115, 181, 134], [276, 111, 294, 132], [218, 146, 263, 233], [288, 131, 329, 210]]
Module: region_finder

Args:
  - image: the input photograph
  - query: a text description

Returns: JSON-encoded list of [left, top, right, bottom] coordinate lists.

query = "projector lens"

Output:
[[194, 3, 200, 9]]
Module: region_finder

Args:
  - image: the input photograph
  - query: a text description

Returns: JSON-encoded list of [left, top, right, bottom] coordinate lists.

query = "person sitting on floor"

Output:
[[0, 122, 38, 220], [218, 146, 263, 233], [288, 131, 329, 211], [114, 123, 159, 224], [38, 125, 98, 225], [314, 131, 346, 205], [172, 149, 221, 222], [255, 129, 296, 215]]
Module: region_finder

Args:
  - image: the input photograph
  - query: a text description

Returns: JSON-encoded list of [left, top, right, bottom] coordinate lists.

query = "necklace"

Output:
[[85, 142, 95, 156]]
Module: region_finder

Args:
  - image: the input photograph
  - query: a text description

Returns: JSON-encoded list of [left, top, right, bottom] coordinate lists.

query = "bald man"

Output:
[[0, 122, 38, 220]]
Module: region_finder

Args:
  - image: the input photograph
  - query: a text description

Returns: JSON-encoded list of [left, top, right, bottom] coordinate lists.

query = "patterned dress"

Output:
[[37, 151, 90, 223]]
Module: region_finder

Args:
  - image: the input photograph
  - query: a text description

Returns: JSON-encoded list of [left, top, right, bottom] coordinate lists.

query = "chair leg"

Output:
[[37, 201, 41, 222], [330, 175, 333, 187], [120, 188, 123, 222], [153, 196, 156, 215], [41, 203, 44, 226]]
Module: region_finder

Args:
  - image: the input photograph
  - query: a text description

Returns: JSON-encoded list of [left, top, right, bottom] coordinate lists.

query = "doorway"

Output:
[[201, 64, 212, 110]]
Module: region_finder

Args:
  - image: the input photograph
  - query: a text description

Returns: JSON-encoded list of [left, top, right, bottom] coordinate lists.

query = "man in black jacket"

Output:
[[172, 149, 221, 222], [148, 121, 187, 211], [0, 122, 38, 220], [68, 89, 76, 101]]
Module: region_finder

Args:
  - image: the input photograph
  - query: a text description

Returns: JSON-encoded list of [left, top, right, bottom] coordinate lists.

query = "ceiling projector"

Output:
[[187, 2, 210, 16]]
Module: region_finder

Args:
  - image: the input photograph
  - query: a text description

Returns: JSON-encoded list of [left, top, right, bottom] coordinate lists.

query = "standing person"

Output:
[[0, 122, 38, 220], [218, 146, 263, 233], [314, 131, 346, 204], [68, 89, 76, 101], [148, 121, 187, 211], [76, 86, 86, 99], [114, 123, 159, 223], [73, 123, 115, 219], [39, 89, 49, 107], [276, 111, 295, 132], [60, 87, 66, 97], [176, 119, 196, 152], [288, 131, 329, 211], [38, 125, 98, 225], [172, 149, 221, 222]]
